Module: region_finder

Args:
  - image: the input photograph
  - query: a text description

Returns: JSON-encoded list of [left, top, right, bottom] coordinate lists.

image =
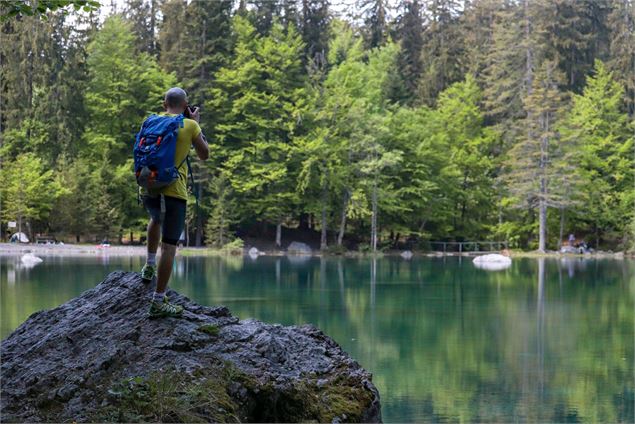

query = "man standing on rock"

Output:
[[138, 87, 209, 317]]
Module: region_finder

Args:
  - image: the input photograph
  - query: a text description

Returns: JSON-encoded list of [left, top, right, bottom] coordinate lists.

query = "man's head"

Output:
[[163, 87, 188, 112]]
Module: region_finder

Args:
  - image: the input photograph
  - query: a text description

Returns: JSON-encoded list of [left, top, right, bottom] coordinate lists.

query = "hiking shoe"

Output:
[[140, 263, 156, 283], [149, 296, 183, 318]]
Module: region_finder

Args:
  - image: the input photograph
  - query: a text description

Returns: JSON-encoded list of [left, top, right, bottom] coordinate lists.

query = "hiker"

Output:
[[568, 233, 576, 247], [134, 87, 209, 318]]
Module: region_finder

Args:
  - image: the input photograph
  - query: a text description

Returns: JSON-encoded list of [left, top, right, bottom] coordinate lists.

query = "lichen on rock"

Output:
[[0, 271, 381, 423]]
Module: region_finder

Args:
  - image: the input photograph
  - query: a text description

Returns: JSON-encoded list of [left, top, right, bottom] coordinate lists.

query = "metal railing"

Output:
[[429, 241, 508, 253]]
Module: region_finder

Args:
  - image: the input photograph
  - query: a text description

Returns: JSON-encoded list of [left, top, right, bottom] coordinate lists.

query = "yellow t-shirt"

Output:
[[146, 113, 201, 201]]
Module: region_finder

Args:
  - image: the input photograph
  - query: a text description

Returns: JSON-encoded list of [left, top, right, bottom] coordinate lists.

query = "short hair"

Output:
[[164, 87, 188, 108]]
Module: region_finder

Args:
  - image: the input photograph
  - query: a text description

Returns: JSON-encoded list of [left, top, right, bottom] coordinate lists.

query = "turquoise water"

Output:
[[1, 255, 633, 422]]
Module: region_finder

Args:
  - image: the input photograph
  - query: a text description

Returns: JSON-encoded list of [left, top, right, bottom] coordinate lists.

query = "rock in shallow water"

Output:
[[1, 271, 381, 423]]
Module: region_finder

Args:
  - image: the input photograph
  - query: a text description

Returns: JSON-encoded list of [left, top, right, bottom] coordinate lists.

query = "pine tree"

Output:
[[210, 17, 307, 247], [301, 0, 330, 64], [124, 0, 158, 55], [607, 0, 635, 115], [505, 61, 567, 252], [359, 0, 388, 48], [417, 0, 466, 106], [158, 0, 187, 73], [480, 1, 526, 128], [395, 0, 424, 103], [562, 60, 634, 247], [534, 0, 610, 92]]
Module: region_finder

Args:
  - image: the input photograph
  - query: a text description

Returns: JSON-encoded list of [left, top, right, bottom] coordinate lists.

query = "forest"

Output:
[[0, 0, 633, 252]]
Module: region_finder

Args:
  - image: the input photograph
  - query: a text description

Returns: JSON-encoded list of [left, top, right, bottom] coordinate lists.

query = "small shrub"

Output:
[[324, 245, 347, 255], [221, 238, 244, 255]]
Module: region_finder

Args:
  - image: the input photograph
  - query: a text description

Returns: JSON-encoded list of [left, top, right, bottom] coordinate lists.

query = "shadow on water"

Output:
[[1, 255, 633, 423]]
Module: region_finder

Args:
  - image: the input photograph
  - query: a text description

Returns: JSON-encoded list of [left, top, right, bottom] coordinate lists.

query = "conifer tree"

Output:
[[210, 17, 307, 247], [417, 0, 465, 105], [359, 0, 389, 48], [395, 0, 424, 103], [301, 0, 330, 64], [607, 0, 635, 115], [562, 60, 634, 247], [124, 0, 158, 55], [505, 61, 567, 252]]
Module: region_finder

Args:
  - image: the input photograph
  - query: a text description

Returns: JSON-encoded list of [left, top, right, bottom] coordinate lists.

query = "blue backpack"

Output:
[[133, 114, 186, 190]]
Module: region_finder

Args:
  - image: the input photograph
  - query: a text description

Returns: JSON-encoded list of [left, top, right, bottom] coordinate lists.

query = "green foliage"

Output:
[[221, 238, 244, 255], [85, 15, 174, 162], [0, 153, 67, 236], [210, 16, 307, 235], [561, 60, 634, 247], [0, 0, 99, 21], [0, 0, 632, 250]]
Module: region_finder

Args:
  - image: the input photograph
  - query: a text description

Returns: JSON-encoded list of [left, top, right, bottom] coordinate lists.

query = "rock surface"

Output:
[[1, 271, 381, 423]]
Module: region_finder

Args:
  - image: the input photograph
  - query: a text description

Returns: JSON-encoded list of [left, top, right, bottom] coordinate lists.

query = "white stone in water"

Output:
[[21, 253, 43, 266], [248, 247, 260, 259], [473, 254, 511, 271], [400, 250, 413, 259]]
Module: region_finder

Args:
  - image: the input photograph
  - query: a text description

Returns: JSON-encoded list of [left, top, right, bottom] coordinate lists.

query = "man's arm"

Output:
[[189, 106, 209, 160], [193, 132, 209, 160]]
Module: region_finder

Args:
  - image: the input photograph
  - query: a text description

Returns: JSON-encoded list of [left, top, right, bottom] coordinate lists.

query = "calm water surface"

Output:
[[1, 255, 633, 422]]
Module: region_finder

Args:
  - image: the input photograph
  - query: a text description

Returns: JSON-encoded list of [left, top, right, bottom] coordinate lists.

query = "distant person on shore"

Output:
[[568, 233, 576, 247], [136, 87, 209, 318]]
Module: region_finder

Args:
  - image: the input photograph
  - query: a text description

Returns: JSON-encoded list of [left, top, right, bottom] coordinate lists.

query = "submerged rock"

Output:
[[0, 271, 381, 423]]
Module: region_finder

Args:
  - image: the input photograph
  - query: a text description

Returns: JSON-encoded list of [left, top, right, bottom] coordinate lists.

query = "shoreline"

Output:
[[0, 243, 631, 260]]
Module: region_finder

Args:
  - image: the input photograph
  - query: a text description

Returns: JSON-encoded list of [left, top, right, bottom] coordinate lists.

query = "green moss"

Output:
[[295, 377, 374, 423], [94, 365, 241, 423], [197, 324, 220, 336], [91, 362, 374, 423]]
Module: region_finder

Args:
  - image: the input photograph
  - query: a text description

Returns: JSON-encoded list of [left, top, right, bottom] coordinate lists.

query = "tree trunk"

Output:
[[219, 211, 225, 246], [195, 184, 203, 246], [298, 213, 310, 230], [185, 221, 189, 247], [130, 230, 134, 245], [538, 197, 547, 253], [275, 222, 282, 248], [320, 206, 327, 250], [371, 184, 378, 253], [150, 0, 157, 54], [558, 207, 565, 249], [337, 189, 349, 246], [320, 186, 328, 250]]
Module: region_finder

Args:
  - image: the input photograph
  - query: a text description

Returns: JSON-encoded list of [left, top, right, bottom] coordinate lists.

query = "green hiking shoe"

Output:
[[149, 296, 183, 318], [140, 263, 156, 283]]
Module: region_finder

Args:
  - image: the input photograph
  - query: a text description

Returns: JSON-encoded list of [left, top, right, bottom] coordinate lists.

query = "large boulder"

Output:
[[1, 271, 381, 423]]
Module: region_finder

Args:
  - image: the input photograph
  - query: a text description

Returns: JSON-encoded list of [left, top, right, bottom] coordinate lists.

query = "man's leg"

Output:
[[155, 242, 176, 294], [149, 196, 185, 317], [147, 219, 160, 256], [141, 197, 161, 283]]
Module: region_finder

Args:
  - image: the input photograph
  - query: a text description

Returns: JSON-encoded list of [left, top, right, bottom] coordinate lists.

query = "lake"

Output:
[[1, 255, 633, 423]]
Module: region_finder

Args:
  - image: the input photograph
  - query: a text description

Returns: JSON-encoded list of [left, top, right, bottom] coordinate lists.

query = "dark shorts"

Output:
[[143, 195, 186, 246]]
